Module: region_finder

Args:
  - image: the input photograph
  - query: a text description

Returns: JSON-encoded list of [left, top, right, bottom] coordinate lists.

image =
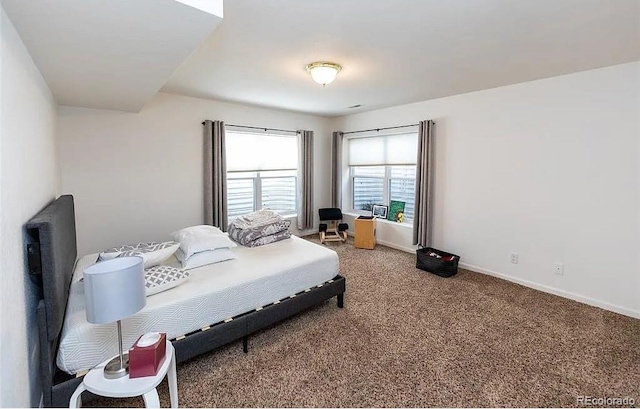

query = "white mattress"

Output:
[[57, 235, 339, 374]]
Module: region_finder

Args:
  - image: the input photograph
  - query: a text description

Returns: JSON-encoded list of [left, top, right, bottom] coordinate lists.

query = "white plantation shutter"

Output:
[[227, 177, 255, 218], [389, 166, 416, 219], [351, 165, 417, 220], [352, 166, 385, 211], [262, 174, 296, 213]]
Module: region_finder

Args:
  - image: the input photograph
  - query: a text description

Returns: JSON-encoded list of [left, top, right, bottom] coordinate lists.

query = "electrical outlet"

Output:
[[554, 263, 564, 275], [510, 253, 519, 264]]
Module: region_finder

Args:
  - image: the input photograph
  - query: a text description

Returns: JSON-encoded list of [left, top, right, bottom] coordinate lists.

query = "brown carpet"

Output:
[[89, 236, 639, 407]]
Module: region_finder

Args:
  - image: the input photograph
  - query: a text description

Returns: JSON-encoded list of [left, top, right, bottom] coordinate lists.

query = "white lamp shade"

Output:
[[310, 66, 338, 85], [83, 256, 146, 324], [306, 62, 342, 86]]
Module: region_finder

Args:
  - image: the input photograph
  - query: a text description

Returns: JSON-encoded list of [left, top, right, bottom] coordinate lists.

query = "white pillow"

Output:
[[144, 265, 189, 296], [170, 225, 236, 259], [99, 241, 179, 269], [175, 248, 237, 270]]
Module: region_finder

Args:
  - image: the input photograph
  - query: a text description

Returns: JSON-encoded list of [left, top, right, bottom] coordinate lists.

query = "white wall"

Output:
[[57, 92, 333, 255], [334, 62, 640, 318], [0, 5, 59, 407], [55, 62, 639, 322]]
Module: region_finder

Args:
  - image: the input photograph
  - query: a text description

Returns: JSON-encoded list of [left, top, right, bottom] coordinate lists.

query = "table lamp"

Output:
[[84, 256, 146, 379]]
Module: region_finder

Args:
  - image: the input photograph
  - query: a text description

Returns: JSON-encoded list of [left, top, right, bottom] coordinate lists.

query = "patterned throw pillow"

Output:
[[144, 265, 189, 296], [99, 241, 179, 269]]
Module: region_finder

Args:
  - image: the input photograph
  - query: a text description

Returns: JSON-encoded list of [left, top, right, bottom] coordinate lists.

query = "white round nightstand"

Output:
[[69, 340, 178, 408]]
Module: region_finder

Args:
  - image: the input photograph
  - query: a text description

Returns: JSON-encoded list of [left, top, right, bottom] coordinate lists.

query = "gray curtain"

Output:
[[413, 120, 435, 247], [330, 131, 343, 208], [297, 130, 314, 230], [203, 120, 228, 231]]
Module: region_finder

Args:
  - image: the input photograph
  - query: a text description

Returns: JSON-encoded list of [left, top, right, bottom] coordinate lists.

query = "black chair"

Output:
[[318, 208, 348, 244]]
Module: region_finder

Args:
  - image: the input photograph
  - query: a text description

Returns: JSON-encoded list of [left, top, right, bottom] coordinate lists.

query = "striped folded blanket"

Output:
[[227, 209, 291, 247], [239, 229, 292, 248]]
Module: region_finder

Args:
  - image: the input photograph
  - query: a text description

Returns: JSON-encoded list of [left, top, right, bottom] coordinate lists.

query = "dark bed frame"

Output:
[[27, 195, 346, 407]]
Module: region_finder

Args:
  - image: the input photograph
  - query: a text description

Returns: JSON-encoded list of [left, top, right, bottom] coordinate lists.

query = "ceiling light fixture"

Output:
[[306, 62, 342, 86]]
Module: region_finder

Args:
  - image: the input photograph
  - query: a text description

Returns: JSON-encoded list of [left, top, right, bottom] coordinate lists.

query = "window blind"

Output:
[[226, 132, 298, 171], [348, 133, 418, 166]]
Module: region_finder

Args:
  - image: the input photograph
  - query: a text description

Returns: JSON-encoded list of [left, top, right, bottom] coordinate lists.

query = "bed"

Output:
[[27, 195, 346, 407]]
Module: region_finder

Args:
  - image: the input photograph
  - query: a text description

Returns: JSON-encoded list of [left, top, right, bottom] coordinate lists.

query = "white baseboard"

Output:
[[342, 233, 639, 319], [375, 239, 416, 253], [459, 262, 640, 319], [296, 228, 317, 237], [345, 231, 416, 254]]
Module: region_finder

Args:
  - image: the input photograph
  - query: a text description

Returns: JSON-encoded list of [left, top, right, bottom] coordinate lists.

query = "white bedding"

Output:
[[57, 235, 339, 374]]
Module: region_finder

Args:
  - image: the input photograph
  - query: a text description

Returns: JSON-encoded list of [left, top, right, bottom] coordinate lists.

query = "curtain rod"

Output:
[[342, 123, 422, 135], [202, 121, 300, 134]]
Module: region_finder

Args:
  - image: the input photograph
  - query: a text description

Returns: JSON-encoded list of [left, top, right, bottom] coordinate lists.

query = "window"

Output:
[[226, 131, 297, 218], [389, 166, 416, 220], [351, 166, 416, 220], [348, 132, 417, 221], [352, 166, 384, 212]]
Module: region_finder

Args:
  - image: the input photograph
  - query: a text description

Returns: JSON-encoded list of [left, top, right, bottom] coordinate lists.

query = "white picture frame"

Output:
[[372, 205, 388, 219]]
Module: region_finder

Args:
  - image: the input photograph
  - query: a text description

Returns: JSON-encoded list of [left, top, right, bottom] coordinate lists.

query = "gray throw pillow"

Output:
[[99, 241, 179, 269]]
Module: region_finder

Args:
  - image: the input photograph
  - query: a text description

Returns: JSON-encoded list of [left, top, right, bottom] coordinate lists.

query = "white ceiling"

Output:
[[2, 1, 638, 116], [1, 0, 223, 112], [162, 0, 640, 117]]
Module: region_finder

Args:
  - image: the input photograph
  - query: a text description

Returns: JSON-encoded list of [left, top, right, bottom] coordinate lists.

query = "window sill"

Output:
[[343, 211, 413, 229]]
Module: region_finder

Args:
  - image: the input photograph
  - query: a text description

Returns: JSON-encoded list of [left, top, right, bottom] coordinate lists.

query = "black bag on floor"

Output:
[[416, 247, 459, 277]]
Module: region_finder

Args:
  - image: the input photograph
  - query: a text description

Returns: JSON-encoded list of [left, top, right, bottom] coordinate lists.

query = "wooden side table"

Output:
[[354, 216, 376, 249], [69, 340, 178, 408]]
